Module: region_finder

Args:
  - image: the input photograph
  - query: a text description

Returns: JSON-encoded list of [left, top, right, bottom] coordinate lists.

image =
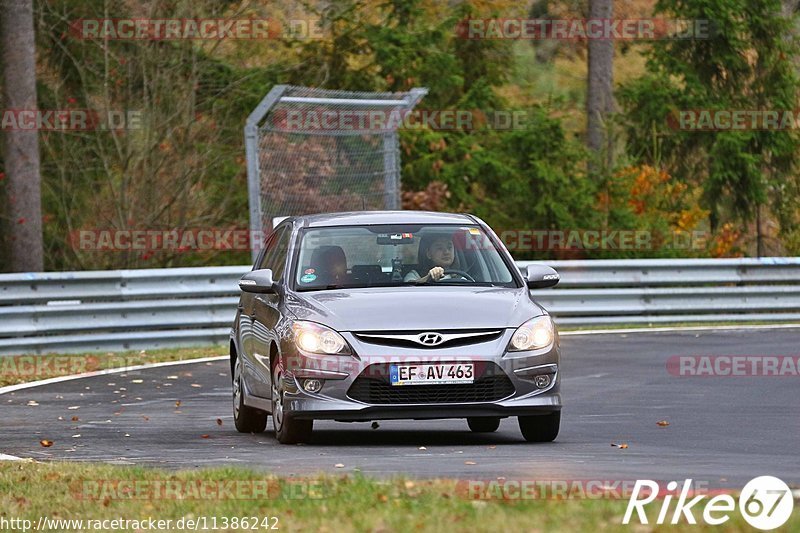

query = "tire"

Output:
[[467, 417, 501, 433], [518, 411, 560, 442], [272, 360, 313, 444], [232, 357, 267, 433]]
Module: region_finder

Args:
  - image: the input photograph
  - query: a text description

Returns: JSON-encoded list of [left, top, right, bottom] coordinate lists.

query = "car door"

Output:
[[249, 226, 290, 397], [238, 230, 280, 398]]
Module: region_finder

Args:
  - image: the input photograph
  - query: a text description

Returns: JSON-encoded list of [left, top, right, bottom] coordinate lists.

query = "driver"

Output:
[[404, 233, 460, 283]]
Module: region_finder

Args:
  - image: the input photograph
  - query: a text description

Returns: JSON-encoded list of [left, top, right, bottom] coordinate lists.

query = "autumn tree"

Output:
[[619, 0, 800, 255]]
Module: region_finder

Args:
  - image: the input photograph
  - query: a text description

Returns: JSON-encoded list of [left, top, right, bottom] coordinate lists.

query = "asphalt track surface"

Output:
[[2, 329, 798, 489]]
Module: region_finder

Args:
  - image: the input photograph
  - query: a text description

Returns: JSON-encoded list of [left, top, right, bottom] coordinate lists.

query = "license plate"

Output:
[[390, 363, 474, 386]]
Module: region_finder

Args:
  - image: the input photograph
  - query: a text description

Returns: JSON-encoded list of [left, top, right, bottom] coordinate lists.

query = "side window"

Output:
[[270, 229, 290, 281], [256, 229, 282, 271], [257, 227, 289, 281]]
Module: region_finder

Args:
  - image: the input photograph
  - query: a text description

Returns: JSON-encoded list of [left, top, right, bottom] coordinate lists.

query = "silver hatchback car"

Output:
[[231, 211, 561, 444]]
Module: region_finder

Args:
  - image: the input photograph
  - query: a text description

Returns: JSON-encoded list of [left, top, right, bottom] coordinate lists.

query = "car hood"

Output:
[[285, 286, 544, 331]]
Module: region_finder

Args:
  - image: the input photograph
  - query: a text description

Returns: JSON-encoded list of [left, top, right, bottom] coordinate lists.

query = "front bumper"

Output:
[[275, 328, 562, 421]]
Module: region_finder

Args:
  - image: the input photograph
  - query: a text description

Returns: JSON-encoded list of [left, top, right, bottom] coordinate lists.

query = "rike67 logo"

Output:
[[623, 476, 794, 530]]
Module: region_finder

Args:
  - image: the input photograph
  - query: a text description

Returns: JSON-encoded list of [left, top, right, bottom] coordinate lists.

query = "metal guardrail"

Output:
[[1, 258, 799, 355]]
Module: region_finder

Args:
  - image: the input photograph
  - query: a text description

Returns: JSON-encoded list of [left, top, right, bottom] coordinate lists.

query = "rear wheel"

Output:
[[467, 417, 501, 433], [232, 357, 267, 433], [518, 412, 560, 442], [272, 360, 313, 444]]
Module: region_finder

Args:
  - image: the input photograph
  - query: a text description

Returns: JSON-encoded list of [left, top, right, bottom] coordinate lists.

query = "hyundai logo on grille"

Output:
[[417, 332, 444, 346]]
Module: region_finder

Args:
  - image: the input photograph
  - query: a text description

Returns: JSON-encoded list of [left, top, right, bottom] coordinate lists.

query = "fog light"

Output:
[[534, 374, 551, 389], [303, 379, 323, 393]]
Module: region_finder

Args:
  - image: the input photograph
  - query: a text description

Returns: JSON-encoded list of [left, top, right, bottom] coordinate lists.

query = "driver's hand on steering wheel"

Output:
[[428, 266, 445, 281]]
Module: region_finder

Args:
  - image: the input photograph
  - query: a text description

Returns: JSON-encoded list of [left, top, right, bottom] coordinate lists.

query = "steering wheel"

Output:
[[440, 269, 475, 282]]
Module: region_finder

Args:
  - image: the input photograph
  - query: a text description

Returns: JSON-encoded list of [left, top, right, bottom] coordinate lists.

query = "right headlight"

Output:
[[292, 321, 351, 355], [508, 315, 554, 351]]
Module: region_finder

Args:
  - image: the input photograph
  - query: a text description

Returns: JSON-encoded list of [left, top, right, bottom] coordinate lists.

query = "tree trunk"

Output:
[[586, 0, 615, 174], [1, 0, 43, 272]]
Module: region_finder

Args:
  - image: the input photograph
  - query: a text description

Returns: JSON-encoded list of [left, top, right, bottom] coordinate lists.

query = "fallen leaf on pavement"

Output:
[[464, 461, 477, 465], [201, 434, 210, 439], [657, 420, 670, 427], [175, 400, 181, 408], [39, 440, 53, 447], [71, 416, 79, 422], [216, 418, 223, 426]]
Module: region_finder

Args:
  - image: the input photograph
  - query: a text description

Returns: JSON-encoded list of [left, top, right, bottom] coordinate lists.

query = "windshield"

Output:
[[293, 224, 517, 291]]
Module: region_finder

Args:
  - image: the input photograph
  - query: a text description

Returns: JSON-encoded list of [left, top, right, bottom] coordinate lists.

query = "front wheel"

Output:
[[467, 417, 500, 433], [272, 361, 313, 444], [232, 357, 267, 433], [518, 411, 560, 442]]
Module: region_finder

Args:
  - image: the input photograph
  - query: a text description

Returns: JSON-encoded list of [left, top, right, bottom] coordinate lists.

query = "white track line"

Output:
[[560, 323, 800, 336], [0, 355, 226, 396]]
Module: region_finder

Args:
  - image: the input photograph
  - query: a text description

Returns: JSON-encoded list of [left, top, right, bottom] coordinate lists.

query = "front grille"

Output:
[[347, 362, 515, 404], [353, 329, 503, 349]]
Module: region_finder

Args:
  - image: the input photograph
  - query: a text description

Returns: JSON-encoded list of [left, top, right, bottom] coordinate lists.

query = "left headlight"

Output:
[[508, 315, 554, 351], [292, 321, 351, 355]]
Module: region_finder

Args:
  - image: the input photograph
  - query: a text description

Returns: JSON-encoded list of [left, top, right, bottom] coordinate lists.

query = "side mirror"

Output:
[[525, 264, 559, 289], [239, 269, 276, 294]]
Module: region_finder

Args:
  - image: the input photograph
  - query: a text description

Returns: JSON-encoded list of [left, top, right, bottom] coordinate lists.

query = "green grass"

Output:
[[2, 462, 794, 532], [0, 346, 225, 388]]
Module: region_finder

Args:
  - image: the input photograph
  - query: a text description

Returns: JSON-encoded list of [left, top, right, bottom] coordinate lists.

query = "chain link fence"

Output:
[[244, 85, 427, 260]]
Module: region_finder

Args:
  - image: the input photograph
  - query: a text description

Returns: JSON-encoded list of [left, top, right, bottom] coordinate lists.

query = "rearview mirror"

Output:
[[525, 264, 559, 289], [239, 269, 276, 294]]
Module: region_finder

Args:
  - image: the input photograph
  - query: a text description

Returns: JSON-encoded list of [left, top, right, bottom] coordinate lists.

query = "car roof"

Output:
[[286, 211, 477, 228]]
